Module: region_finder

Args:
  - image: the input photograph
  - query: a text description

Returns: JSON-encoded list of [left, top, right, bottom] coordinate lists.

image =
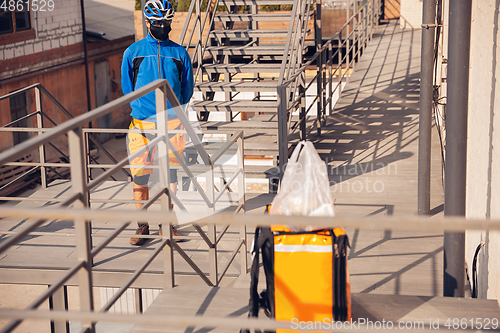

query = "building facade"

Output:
[[465, 0, 500, 301], [0, 0, 134, 193], [433, 0, 499, 300]]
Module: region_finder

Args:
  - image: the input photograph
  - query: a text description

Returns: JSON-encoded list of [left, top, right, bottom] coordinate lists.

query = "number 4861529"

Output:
[[444, 318, 499, 330], [0, 0, 55, 12]]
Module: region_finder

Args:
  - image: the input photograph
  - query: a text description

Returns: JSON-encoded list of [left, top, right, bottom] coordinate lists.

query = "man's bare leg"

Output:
[[133, 183, 149, 210]]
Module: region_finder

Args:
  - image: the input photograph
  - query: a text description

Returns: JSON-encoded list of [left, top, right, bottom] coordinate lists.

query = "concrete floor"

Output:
[[0, 19, 457, 333]]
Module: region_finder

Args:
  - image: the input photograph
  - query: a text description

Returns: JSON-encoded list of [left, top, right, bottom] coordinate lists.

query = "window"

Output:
[[10, 92, 30, 145], [0, 7, 31, 35]]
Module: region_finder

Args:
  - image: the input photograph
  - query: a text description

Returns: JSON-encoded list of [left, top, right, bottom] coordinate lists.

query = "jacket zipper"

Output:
[[157, 41, 161, 79]]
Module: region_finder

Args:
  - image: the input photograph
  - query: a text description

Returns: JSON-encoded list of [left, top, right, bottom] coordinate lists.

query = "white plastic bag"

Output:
[[270, 141, 334, 226]]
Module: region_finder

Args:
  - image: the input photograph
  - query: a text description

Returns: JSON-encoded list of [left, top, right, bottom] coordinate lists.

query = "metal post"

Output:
[[277, 85, 288, 181], [49, 286, 69, 333], [196, 0, 202, 78], [35, 88, 47, 189], [338, 30, 343, 99], [224, 7, 232, 125], [68, 127, 94, 333], [208, 224, 218, 285], [237, 135, 247, 274], [346, 1, 350, 84], [316, 0, 322, 137], [362, 5, 366, 55], [444, 0, 471, 298], [418, 0, 436, 216], [352, 10, 357, 73], [206, 118, 217, 284], [156, 85, 175, 289], [328, 42, 333, 115], [369, 0, 374, 39], [322, 49, 327, 126], [162, 193, 175, 289], [300, 85, 306, 140], [85, 132, 92, 182], [207, 167, 218, 285], [135, 288, 143, 314]]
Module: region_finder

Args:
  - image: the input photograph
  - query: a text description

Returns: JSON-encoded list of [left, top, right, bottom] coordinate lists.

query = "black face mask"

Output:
[[150, 24, 171, 41]]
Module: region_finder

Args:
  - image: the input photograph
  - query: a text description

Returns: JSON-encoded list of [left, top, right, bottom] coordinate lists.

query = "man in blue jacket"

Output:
[[121, 0, 194, 245]]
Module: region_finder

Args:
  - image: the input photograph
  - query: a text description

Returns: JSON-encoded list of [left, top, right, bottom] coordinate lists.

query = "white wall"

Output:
[[0, 0, 83, 61], [400, 0, 422, 29], [466, 0, 500, 300]]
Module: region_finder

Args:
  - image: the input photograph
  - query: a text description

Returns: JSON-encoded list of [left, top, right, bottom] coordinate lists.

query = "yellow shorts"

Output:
[[127, 118, 186, 178]]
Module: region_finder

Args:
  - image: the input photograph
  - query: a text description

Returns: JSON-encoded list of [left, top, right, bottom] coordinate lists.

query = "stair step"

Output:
[[215, 13, 293, 22], [204, 64, 282, 74], [207, 45, 288, 57], [193, 100, 277, 112], [218, 0, 295, 5], [184, 136, 279, 156], [200, 120, 278, 134], [196, 81, 279, 92], [210, 29, 290, 38], [177, 163, 279, 179]]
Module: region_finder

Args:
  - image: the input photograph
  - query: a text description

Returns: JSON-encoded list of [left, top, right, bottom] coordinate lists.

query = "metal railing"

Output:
[[278, 0, 314, 85], [0, 207, 499, 332], [277, 0, 382, 178], [177, 0, 381, 180], [0, 83, 131, 194], [179, 0, 315, 123], [178, 0, 314, 82], [0, 79, 247, 333], [179, 0, 219, 82]]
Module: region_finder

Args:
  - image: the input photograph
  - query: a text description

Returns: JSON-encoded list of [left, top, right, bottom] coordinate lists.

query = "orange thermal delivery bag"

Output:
[[244, 207, 351, 332], [243, 141, 351, 332]]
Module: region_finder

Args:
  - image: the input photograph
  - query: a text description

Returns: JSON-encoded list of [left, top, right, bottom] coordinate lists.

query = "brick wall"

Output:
[[0, 52, 132, 154], [465, 0, 500, 301], [399, 0, 422, 29], [0, 0, 84, 79]]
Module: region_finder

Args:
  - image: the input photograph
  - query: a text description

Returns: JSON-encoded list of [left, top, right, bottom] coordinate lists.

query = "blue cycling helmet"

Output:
[[144, 0, 174, 20]]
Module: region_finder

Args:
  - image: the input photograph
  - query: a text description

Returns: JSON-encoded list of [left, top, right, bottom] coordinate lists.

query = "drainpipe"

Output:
[[444, 0, 472, 298], [80, 0, 92, 119], [418, 0, 436, 216]]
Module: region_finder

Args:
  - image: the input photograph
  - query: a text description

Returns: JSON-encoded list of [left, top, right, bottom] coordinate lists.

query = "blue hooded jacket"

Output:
[[121, 33, 194, 121]]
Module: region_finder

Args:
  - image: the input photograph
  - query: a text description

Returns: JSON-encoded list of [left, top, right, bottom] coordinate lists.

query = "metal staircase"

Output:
[[180, 0, 317, 189]]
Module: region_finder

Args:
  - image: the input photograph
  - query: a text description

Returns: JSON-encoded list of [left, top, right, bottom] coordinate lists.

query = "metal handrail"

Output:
[[0, 83, 129, 190], [0, 78, 247, 332], [2, 208, 500, 233], [0, 81, 160, 165], [277, 0, 381, 179], [278, 0, 308, 84], [179, 0, 221, 83], [1, 208, 500, 330], [0, 261, 85, 333], [0, 306, 487, 333], [0, 192, 81, 255], [99, 238, 169, 313]]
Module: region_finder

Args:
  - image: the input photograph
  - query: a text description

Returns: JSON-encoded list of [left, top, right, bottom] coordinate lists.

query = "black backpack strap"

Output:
[[260, 227, 275, 319], [333, 232, 350, 321], [249, 227, 261, 317], [241, 228, 263, 333]]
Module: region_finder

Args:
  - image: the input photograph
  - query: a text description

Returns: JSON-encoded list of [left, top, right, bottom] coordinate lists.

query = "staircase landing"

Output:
[[131, 286, 500, 332]]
